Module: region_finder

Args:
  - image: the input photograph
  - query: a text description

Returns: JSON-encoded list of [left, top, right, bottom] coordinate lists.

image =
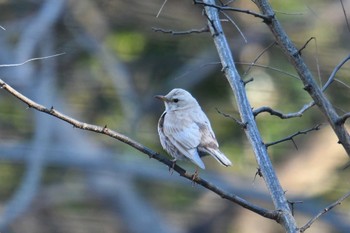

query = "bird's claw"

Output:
[[168, 159, 177, 175]]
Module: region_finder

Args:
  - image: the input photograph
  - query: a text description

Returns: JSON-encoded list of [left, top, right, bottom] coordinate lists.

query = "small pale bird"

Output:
[[156, 88, 232, 169]]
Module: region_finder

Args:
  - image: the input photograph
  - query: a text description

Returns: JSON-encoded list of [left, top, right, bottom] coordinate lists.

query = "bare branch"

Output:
[[0, 53, 65, 68], [215, 108, 247, 128], [202, 1, 297, 230], [0, 78, 277, 220], [298, 37, 315, 55], [337, 112, 350, 125], [152, 26, 209, 35], [299, 191, 350, 232], [253, 101, 315, 119], [322, 54, 350, 91], [193, 0, 271, 22], [265, 124, 322, 149]]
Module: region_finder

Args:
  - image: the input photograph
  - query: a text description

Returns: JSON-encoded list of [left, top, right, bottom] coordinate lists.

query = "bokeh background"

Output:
[[0, 0, 349, 232]]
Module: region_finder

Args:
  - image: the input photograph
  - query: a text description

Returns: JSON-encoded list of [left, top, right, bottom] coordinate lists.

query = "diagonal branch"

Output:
[[299, 191, 350, 232], [265, 124, 322, 149], [0, 78, 277, 220], [322, 54, 350, 92]]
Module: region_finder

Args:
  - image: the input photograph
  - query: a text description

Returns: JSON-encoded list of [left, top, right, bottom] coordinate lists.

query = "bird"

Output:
[[155, 88, 232, 170]]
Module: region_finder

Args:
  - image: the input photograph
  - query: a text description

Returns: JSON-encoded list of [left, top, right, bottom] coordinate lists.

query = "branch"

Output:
[[253, 102, 315, 119], [152, 26, 209, 35], [337, 112, 350, 125], [265, 124, 322, 149], [0, 78, 277, 220], [254, 0, 350, 157], [299, 191, 350, 232], [322, 54, 350, 92], [202, 1, 297, 231], [297, 37, 315, 55], [215, 108, 247, 128], [193, 0, 271, 22]]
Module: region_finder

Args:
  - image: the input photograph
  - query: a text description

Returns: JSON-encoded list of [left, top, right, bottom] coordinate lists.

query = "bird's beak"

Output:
[[154, 95, 168, 102]]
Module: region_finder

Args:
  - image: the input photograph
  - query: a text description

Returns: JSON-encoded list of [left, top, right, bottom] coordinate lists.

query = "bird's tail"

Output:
[[206, 148, 232, 167]]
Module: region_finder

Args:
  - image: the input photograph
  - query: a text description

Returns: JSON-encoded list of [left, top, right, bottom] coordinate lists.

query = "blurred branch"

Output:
[[265, 124, 322, 149], [242, 41, 276, 77], [299, 191, 350, 232], [0, 32, 57, 230], [152, 26, 209, 35], [339, 0, 350, 33], [0, 53, 65, 68], [0, 79, 277, 220], [254, 0, 350, 157], [236, 62, 299, 80]]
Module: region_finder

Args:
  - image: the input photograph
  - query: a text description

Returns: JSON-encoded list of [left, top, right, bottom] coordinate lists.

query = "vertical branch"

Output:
[[202, 0, 297, 232]]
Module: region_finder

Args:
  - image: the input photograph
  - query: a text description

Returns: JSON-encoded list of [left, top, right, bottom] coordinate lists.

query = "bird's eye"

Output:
[[173, 98, 179, 103]]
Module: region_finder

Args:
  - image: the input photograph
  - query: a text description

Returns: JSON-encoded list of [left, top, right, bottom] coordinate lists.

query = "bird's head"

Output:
[[155, 88, 199, 111]]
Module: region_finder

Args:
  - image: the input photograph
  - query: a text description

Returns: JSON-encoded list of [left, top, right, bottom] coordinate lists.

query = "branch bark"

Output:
[[202, 0, 297, 232]]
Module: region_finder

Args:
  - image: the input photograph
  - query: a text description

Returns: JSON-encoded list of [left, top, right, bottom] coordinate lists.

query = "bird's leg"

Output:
[[191, 167, 199, 186], [169, 159, 177, 174]]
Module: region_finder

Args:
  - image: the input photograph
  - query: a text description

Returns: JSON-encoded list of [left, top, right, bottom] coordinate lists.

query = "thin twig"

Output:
[[220, 11, 247, 43], [215, 108, 247, 128], [0, 53, 65, 68], [156, 0, 168, 18], [265, 124, 322, 148], [237, 62, 299, 80], [152, 26, 209, 35], [340, 0, 350, 33], [243, 41, 276, 77], [0, 78, 277, 220], [298, 37, 315, 55], [322, 54, 350, 91], [299, 191, 350, 232], [193, 0, 271, 22]]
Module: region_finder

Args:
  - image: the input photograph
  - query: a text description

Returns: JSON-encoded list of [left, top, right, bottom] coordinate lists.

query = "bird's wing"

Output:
[[163, 114, 205, 169], [194, 111, 232, 167]]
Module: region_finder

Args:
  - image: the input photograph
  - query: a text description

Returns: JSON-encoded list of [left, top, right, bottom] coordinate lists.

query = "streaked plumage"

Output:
[[155, 88, 232, 169]]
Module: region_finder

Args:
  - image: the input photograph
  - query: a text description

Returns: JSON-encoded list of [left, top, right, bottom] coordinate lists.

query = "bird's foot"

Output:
[[168, 159, 177, 175], [191, 168, 199, 186]]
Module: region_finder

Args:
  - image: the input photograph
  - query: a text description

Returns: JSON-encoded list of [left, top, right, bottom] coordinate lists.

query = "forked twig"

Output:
[[299, 191, 350, 232]]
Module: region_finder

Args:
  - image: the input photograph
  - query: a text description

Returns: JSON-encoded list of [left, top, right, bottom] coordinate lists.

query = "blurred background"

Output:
[[0, 0, 349, 232]]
